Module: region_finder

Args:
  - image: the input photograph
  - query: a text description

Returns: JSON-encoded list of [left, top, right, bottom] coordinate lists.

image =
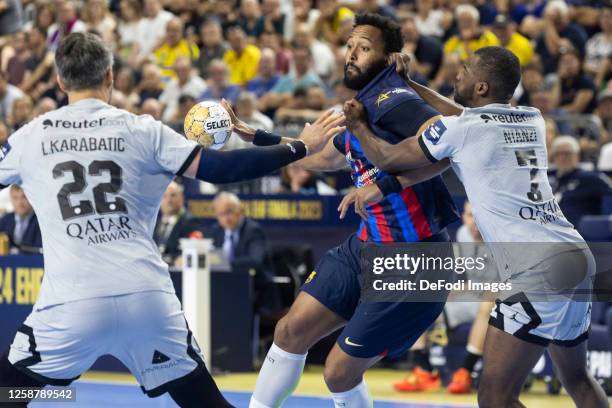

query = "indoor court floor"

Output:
[[28, 367, 581, 408]]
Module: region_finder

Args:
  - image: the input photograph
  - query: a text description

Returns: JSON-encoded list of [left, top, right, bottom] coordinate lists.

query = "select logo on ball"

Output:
[[184, 101, 232, 150]]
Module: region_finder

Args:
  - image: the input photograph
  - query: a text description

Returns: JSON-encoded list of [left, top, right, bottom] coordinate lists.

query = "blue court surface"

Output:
[[29, 380, 473, 408]]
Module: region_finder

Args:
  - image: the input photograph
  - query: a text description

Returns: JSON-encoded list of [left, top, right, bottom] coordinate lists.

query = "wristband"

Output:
[[375, 175, 403, 196], [287, 139, 309, 157], [253, 129, 283, 146]]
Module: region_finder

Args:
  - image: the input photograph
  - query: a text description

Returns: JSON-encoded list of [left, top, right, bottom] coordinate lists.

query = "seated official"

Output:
[[210, 191, 266, 273], [0, 185, 42, 254], [153, 182, 203, 265], [548, 137, 612, 227]]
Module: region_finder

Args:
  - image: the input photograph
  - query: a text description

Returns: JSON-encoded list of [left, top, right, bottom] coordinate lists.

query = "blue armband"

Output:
[[196, 141, 307, 184], [253, 129, 283, 146]]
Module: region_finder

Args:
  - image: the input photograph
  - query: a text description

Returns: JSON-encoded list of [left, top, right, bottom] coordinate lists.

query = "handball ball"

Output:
[[184, 101, 232, 149]]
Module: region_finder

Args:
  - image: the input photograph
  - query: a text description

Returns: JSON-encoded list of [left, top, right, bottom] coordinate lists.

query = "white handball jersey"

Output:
[[419, 104, 585, 277], [0, 99, 200, 308]]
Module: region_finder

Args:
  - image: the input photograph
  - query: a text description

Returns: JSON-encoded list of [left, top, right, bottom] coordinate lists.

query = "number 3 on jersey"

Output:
[[53, 160, 127, 220], [514, 149, 543, 202]]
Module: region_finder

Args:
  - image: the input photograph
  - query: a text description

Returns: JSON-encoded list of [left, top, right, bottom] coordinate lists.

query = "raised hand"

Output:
[[387, 52, 412, 81], [298, 109, 346, 154], [220, 99, 256, 142], [343, 99, 368, 132]]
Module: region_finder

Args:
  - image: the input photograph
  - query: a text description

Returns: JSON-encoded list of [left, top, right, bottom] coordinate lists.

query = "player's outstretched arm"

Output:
[[182, 111, 345, 183], [344, 99, 431, 173], [338, 159, 450, 220], [389, 53, 464, 117], [223, 100, 347, 172]]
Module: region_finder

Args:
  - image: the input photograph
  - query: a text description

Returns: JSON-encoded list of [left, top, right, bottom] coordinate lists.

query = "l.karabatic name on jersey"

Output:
[[423, 120, 447, 145]]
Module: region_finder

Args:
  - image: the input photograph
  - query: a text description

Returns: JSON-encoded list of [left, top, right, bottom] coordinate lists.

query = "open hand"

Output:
[[298, 109, 346, 154], [343, 99, 367, 131], [338, 184, 383, 220], [220, 99, 256, 142]]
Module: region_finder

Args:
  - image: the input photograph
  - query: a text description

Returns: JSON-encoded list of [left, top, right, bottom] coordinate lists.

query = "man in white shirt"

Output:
[[160, 57, 207, 122], [340, 47, 607, 408], [137, 0, 173, 60], [0, 71, 24, 122]]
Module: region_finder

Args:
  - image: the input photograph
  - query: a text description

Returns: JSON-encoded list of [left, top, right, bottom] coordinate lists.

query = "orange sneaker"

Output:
[[447, 368, 472, 394], [393, 367, 441, 392]]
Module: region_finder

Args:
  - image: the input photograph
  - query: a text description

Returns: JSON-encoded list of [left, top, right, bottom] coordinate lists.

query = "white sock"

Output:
[[249, 343, 307, 408], [331, 380, 372, 408]]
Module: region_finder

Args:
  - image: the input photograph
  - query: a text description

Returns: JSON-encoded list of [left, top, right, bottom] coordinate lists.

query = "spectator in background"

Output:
[[33, 97, 57, 116], [140, 98, 163, 120], [401, 15, 443, 80], [223, 23, 261, 86], [20, 26, 54, 100], [293, 23, 335, 80], [536, 0, 588, 74], [84, 0, 116, 44], [276, 85, 328, 125], [0, 70, 24, 122], [549, 136, 612, 227], [114, 67, 140, 107], [168, 94, 196, 133], [160, 56, 207, 122], [47, 0, 87, 52], [210, 191, 267, 275], [585, 8, 612, 80], [0, 185, 42, 254], [414, 0, 450, 39], [261, 0, 285, 37], [116, 0, 145, 66], [196, 18, 229, 79], [0, 0, 23, 36], [430, 53, 461, 97], [530, 86, 574, 135], [235, 91, 274, 135], [596, 88, 612, 135], [554, 48, 597, 113], [514, 62, 545, 106], [444, 4, 499, 61], [259, 30, 291, 74], [277, 164, 336, 195], [154, 182, 203, 265], [313, 0, 354, 46], [138, 0, 173, 61], [6, 31, 28, 86], [260, 46, 324, 111], [26, 3, 55, 34], [0, 123, 10, 215], [200, 59, 241, 104], [284, 0, 320, 40], [237, 0, 264, 38], [246, 48, 281, 98], [8, 96, 33, 132], [490, 14, 533, 66], [358, 0, 397, 21], [137, 63, 164, 104], [154, 17, 199, 81]]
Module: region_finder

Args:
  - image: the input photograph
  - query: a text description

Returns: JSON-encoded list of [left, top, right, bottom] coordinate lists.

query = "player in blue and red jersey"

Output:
[[228, 13, 459, 408]]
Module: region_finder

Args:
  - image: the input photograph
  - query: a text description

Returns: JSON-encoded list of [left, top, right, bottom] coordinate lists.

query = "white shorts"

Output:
[[8, 291, 205, 396], [489, 249, 594, 347]]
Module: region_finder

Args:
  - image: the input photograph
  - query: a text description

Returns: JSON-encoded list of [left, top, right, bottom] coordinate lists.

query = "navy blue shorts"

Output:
[[301, 233, 449, 359]]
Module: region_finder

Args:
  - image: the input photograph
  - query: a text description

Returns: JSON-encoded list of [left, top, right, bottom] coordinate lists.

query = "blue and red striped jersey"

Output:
[[333, 65, 459, 243]]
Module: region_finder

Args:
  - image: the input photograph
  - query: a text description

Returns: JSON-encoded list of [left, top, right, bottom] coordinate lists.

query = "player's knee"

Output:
[[273, 316, 310, 354], [477, 380, 514, 408], [323, 360, 361, 392]]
